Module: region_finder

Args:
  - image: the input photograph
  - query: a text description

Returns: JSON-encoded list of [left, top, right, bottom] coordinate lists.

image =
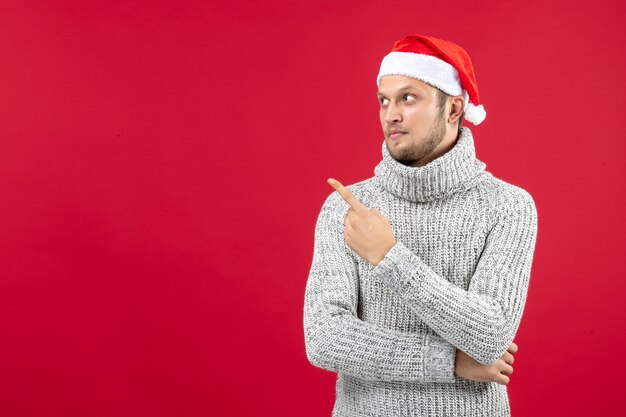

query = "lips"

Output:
[[388, 130, 407, 139]]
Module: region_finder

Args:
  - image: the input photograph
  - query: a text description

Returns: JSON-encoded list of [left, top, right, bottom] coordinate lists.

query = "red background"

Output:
[[0, 1, 624, 416]]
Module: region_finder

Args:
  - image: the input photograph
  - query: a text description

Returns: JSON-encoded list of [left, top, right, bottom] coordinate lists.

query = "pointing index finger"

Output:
[[327, 178, 367, 212]]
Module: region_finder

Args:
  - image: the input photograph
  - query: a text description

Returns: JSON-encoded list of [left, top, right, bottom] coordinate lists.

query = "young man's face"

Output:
[[377, 75, 448, 167]]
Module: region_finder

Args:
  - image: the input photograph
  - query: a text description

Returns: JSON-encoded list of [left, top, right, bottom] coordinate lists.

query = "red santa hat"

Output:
[[377, 34, 486, 125]]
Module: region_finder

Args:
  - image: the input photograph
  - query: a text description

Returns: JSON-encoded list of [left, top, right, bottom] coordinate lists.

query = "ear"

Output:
[[448, 96, 465, 124]]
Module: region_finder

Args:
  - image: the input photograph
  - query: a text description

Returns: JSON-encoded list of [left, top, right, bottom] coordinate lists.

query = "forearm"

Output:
[[304, 281, 456, 382]]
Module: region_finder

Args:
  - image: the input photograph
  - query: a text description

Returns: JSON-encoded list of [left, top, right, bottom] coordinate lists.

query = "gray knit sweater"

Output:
[[303, 127, 538, 417]]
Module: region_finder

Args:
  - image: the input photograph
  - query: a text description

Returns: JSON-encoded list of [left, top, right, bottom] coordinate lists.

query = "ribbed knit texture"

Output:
[[303, 127, 538, 417]]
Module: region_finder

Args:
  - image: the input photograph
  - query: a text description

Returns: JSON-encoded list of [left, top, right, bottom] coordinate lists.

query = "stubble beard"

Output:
[[389, 108, 447, 167]]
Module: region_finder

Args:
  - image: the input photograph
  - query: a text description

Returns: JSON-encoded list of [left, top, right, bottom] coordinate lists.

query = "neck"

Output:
[[374, 127, 487, 203]]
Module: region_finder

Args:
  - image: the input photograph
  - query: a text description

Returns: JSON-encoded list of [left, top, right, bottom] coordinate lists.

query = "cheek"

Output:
[[422, 101, 441, 120], [403, 108, 422, 129], [410, 107, 435, 128]]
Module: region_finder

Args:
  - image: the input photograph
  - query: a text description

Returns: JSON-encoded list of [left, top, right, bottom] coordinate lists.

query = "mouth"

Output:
[[388, 130, 407, 140]]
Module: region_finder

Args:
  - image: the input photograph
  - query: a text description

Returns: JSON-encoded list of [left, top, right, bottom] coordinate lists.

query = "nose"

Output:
[[383, 101, 402, 124]]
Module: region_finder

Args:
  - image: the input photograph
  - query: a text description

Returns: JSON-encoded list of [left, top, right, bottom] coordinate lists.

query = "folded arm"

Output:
[[373, 191, 538, 364], [303, 192, 457, 383]]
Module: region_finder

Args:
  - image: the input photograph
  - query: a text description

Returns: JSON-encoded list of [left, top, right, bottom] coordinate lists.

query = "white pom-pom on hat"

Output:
[[464, 102, 486, 125]]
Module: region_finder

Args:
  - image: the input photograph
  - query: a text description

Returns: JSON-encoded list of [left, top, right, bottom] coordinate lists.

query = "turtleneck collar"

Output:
[[374, 127, 487, 203]]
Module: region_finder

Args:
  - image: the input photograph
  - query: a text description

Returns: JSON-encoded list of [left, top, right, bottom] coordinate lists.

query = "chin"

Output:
[[385, 138, 404, 150], [389, 149, 413, 165]]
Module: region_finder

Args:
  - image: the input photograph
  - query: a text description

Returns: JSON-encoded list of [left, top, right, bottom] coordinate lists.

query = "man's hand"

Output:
[[327, 178, 397, 266], [454, 342, 518, 385]]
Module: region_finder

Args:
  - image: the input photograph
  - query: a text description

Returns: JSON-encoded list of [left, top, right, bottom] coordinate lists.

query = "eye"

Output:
[[379, 97, 390, 106], [403, 94, 416, 103]]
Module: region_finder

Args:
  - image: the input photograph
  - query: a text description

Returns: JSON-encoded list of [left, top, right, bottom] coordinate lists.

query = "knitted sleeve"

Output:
[[303, 192, 457, 383], [373, 190, 538, 365]]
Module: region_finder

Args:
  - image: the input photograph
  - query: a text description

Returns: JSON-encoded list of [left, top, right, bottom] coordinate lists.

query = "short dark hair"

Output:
[[436, 89, 464, 133]]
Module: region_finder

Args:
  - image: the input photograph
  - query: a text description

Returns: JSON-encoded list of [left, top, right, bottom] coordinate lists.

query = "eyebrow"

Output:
[[376, 84, 423, 96]]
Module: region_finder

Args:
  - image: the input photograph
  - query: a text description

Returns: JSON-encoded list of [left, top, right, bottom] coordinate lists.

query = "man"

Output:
[[303, 34, 538, 417]]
